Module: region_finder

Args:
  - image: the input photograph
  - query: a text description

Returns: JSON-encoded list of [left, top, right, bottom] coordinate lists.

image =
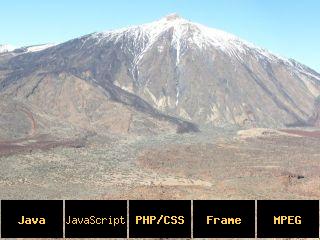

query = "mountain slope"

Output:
[[1, 14, 320, 139]]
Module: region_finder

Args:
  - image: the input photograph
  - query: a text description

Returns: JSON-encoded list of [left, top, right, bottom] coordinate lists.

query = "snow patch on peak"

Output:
[[0, 44, 15, 53], [24, 43, 56, 52], [288, 59, 320, 81], [0, 43, 56, 54]]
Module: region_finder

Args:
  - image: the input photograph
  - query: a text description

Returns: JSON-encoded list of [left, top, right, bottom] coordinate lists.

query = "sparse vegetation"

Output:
[[1, 129, 319, 200]]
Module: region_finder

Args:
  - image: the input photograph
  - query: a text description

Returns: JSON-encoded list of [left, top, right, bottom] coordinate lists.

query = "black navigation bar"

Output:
[[1, 200, 319, 238]]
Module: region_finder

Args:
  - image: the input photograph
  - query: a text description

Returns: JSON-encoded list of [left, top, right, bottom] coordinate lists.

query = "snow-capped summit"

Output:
[[88, 14, 289, 66], [94, 13, 239, 47]]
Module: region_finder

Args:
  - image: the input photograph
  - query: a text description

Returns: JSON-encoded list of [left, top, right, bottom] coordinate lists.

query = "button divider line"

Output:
[[191, 200, 193, 239], [255, 200, 257, 239], [63, 200, 65, 239], [127, 200, 129, 239]]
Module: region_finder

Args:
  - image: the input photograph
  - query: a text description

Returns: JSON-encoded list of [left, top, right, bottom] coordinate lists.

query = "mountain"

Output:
[[1, 14, 320, 139]]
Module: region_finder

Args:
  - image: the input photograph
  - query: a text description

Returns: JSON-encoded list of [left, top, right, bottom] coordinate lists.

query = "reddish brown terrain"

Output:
[[0, 135, 85, 157], [1, 127, 318, 200]]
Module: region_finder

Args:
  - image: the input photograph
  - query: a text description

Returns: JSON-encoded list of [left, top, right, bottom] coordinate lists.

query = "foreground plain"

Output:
[[0, 127, 319, 200]]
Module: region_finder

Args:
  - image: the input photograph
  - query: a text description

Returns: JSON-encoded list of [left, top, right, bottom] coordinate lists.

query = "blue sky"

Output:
[[1, 0, 319, 71]]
